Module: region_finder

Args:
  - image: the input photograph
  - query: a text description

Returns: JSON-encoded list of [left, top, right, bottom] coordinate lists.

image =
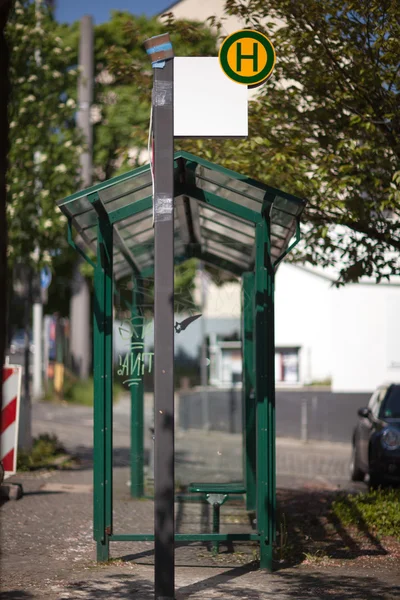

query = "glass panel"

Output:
[[118, 209, 153, 232], [62, 195, 93, 218], [82, 225, 97, 244], [114, 263, 132, 279], [204, 245, 249, 271], [73, 208, 99, 230], [120, 215, 153, 238], [121, 226, 153, 245], [271, 208, 296, 229], [102, 185, 153, 213], [204, 240, 251, 268], [200, 220, 254, 248], [273, 195, 302, 216], [99, 170, 152, 204], [201, 227, 253, 258], [270, 223, 291, 238], [195, 164, 265, 212], [199, 205, 254, 238]]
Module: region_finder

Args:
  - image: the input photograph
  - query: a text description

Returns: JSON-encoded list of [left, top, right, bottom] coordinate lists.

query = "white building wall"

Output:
[[274, 263, 333, 385], [195, 277, 241, 318], [331, 283, 400, 393], [164, 0, 400, 394], [166, 0, 249, 38]]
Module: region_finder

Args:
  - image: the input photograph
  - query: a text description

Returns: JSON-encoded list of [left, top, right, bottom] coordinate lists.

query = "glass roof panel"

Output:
[[100, 184, 153, 212], [200, 218, 255, 246], [201, 227, 253, 258], [99, 170, 152, 204], [203, 243, 249, 270], [199, 205, 255, 238], [273, 194, 303, 216], [61, 196, 93, 219], [194, 164, 265, 213], [205, 239, 252, 266], [58, 151, 306, 280]]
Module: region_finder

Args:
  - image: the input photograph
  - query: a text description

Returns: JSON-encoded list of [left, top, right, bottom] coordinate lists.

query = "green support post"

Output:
[[93, 217, 114, 562], [130, 277, 144, 498], [255, 218, 276, 571], [242, 272, 256, 512]]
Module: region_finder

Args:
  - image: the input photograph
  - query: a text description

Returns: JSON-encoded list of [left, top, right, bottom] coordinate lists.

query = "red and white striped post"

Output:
[[1, 364, 22, 478]]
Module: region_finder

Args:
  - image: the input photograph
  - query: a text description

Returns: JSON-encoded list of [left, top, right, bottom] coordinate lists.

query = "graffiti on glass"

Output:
[[118, 316, 153, 387]]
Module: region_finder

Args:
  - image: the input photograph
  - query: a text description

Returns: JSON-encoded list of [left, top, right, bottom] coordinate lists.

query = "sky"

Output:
[[55, 0, 176, 25]]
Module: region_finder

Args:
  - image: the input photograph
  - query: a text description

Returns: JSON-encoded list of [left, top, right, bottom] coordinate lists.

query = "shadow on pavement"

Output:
[[22, 491, 63, 496], [0, 593, 34, 599], [267, 570, 400, 600], [276, 488, 389, 567], [70, 446, 187, 470], [58, 566, 400, 599]]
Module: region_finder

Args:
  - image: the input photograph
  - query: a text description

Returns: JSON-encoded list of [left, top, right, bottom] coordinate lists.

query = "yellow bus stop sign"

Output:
[[219, 30, 276, 87]]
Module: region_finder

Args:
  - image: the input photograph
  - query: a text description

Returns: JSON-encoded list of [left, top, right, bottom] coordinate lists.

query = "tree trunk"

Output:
[[0, 1, 12, 413]]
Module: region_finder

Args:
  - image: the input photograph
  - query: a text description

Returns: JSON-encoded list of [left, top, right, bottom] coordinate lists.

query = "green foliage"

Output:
[[305, 378, 332, 387], [57, 12, 218, 181], [62, 374, 123, 406], [6, 1, 81, 268], [214, 0, 400, 284], [17, 433, 66, 471], [332, 488, 400, 539]]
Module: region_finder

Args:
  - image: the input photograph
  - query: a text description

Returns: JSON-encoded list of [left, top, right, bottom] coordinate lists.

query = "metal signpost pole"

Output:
[[144, 34, 175, 600]]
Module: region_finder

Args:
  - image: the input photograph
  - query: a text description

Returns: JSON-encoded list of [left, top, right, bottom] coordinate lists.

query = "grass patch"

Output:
[[304, 378, 332, 387], [45, 371, 124, 406], [17, 433, 72, 472], [332, 488, 400, 540], [63, 376, 123, 406]]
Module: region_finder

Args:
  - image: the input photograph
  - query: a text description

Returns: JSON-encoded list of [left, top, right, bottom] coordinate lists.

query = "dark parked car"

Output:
[[350, 383, 400, 486]]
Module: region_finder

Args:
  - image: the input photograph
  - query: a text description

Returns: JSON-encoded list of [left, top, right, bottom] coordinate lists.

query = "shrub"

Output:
[[332, 488, 400, 540], [17, 433, 66, 471]]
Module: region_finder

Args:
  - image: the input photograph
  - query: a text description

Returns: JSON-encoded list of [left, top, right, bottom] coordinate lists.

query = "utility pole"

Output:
[[31, 0, 43, 399], [144, 33, 175, 600], [199, 261, 209, 430], [20, 264, 32, 450], [69, 15, 93, 379], [32, 0, 43, 400]]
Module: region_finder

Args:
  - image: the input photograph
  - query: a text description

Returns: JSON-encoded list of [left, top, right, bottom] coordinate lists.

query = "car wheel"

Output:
[[350, 445, 365, 481]]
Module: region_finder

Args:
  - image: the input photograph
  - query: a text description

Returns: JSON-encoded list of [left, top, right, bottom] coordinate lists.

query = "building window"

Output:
[[275, 348, 300, 384]]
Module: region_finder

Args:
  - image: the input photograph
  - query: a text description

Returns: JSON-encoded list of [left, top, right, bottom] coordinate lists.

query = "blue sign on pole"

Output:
[[40, 266, 52, 290]]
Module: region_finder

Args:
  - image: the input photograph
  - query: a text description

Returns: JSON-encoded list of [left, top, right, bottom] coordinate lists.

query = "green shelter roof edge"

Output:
[[58, 151, 307, 280]]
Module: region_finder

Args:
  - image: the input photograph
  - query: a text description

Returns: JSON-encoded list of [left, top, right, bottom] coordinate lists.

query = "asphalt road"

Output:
[[32, 396, 367, 493]]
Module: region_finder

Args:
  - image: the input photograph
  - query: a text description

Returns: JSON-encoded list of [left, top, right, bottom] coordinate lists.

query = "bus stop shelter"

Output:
[[58, 150, 307, 571]]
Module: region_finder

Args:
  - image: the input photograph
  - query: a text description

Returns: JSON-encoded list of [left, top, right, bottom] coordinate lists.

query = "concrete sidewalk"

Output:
[[1, 464, 399, 599], [2, 400, 397, 598]]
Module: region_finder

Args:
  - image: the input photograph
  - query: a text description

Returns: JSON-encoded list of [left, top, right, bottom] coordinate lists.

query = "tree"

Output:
[[57, 11, 218, 181], [212, 0, 400, 284], [0, 0, 13, 415], [55, 12, 220, 305], [6, 0, 81, 270]]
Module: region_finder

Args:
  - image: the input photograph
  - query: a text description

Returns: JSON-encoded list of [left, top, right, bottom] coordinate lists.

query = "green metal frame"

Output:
[[242, 272, 256, 512], [130, 276, 145, 498], [59, 151, 306, 569], [67, 219, 96, 268], [273, 218, 301, 269], [255, 218, 276, 571], [93, 216, 114, 562], [110, 533, 260, 542]]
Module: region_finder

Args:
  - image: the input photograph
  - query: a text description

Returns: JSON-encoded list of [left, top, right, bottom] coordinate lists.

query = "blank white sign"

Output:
[[173, 57, 248, 138]]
